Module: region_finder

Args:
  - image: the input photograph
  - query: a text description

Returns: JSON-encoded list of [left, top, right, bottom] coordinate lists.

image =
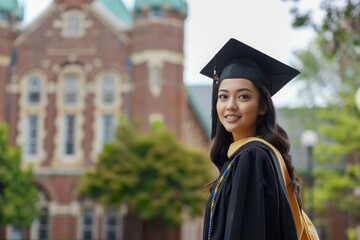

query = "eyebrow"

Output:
[[218, 88, 253, 93]]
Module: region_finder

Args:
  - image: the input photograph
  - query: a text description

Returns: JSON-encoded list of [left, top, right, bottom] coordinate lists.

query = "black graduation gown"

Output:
[[203, 140, 298, 240]]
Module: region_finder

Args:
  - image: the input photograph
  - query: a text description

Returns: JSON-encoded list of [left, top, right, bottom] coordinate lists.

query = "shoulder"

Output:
[[232, 140, 273, 160]]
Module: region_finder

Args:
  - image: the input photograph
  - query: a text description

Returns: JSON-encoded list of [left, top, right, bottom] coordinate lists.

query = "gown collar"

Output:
[[227, 136, 263, 158]]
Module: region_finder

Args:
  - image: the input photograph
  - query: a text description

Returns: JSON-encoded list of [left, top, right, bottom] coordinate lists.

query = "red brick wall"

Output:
[[51, 215, 78, 239]]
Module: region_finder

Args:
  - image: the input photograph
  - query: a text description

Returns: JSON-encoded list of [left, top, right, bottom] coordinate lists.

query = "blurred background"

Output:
[[0, 0, 359, 239]]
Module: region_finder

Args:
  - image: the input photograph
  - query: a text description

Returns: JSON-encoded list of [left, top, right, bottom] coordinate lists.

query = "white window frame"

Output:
[[26, 114, 39, 156], [6, 226, 24, 240], [64, 114, 76, 156], [150, 7, 162, 19], [62, 9, 85, 38], [56, 65, 85, 164], [31, 192, 50, 240], [102, 114, 115, 146], [149, 64, 162, 97], [92, 70, 122, 161], [28, 75, 42, 105], [63, 75, 79, 106], [82, 207, 95, 240], [103, 209, 119, 240], [101, 74, 116, 105], [18, 70, 47, 164]]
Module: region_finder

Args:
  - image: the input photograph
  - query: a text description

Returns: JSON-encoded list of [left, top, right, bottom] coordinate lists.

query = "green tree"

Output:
[[0, 123, 38, 228], [80, 117, 213, 225], [279, 0, 360, 237], [290, 40, 360, 215], [313, 80, 360, 219], [283, 0, 360, 60]]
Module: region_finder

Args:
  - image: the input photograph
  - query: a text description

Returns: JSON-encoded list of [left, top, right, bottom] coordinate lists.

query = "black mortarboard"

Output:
[[200, 38, 300, 139], [200, 38, 300, 96]]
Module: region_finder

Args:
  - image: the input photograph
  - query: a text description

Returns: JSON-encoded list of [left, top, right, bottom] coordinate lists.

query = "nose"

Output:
[[226, 98, 238, 111]]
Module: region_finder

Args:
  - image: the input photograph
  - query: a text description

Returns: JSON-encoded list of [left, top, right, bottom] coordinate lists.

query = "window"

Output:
[[7, 226, 24, 240], [63, 10, 83, 37], [37, 207, 49, 240], [0, 12, 8, 21], [82, 207, 95, 240], [102, 114, 114, 146], [149, 65, 162, 96], [31, 192, 49, 240], [104, 210, 119, 240], [150, 8, 162, 19], [64, 75, 79, 105], [27, 115, 39, 156], [28, 75, 41, 105], [102, 75, 115, 104], [64, 114, 76, 155]]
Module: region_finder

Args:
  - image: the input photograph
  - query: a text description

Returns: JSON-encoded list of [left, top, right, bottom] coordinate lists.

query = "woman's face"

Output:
[[216, 78, 262, 141]]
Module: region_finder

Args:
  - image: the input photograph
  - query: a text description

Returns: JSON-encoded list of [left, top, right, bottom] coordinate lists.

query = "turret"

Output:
[[130, 0, 188, 137], [0, 0, 24, 122]]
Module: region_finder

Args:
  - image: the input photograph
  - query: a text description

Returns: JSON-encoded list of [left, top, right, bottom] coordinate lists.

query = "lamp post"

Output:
[[300, 129, 318, 220], [355, 87, 360, 111], [355, 87, 360, 239]]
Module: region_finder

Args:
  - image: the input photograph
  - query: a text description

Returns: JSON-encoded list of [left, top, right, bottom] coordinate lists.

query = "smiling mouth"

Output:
[[225, 115, 240, 120]]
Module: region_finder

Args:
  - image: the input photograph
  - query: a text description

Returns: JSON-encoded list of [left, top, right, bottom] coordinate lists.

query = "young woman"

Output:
[[200, 38, 319, 240]]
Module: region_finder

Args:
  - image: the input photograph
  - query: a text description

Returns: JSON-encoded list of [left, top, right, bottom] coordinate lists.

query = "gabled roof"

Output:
[[134, 0, 187, 15]]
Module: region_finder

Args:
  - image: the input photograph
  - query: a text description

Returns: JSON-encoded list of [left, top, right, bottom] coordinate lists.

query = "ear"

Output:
[[259, 104, 267, 116]]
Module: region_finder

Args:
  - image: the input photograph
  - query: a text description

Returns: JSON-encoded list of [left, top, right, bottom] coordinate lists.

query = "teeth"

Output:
[[226, 116, 239, 119]]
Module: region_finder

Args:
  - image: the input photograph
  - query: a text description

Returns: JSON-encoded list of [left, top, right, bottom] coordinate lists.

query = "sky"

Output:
[[23, 0, 321, 106]]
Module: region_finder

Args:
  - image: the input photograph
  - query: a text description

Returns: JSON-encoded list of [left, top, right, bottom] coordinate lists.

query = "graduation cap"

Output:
[[200, 38, 300, 96], [200, 38, 300, 139]]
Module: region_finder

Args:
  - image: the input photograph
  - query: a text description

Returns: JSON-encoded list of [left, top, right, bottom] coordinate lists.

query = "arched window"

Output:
[[101, 74, 116, 105], [64, 75, 79, 105], [28, 75, 41, 105], [63, 10, 84, 37], [103, 209, 119, 240], [82, 207, 95, 240], [31, 192, 50, 240]]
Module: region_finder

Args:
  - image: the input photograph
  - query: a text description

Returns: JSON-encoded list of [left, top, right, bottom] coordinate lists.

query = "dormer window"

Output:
[[0, 12, 8, 22], [150, 8, 162, 19], [62, 10, 84, 38]]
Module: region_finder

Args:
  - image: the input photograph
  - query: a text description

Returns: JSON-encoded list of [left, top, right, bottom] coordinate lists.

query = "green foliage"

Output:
[[283, 0, 360, 59], [80, 117, 213, 225], [313, 165, 360, 220], [0, 123, 38, 227], [282, 0, 360, 230]]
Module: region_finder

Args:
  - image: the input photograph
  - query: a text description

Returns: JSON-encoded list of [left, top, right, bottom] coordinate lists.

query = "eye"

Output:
[[238, 94, 250, 100], [218, 94, 228, 100]]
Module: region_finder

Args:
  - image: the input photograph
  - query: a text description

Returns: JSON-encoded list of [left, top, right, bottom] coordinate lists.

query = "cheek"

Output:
[[216, 102, 223, 115], [244, 103, 260, 118]]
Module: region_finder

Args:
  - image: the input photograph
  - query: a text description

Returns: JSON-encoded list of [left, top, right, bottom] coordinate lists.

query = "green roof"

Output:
[[100, 0, 132, 25], [134, 0, 187, 15], [0, 0, 24, 21], [186, 85, 211, 137]]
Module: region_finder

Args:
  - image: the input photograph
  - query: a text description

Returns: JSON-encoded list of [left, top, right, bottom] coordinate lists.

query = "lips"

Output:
[[225, 115, 240, 122]]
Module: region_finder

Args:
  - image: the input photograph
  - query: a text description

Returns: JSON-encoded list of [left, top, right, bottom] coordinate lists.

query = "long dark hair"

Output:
[[209, 80, 303, 209]]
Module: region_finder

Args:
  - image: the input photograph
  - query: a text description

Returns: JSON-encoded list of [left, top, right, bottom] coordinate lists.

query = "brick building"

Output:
[[0, 0, 210, 239]]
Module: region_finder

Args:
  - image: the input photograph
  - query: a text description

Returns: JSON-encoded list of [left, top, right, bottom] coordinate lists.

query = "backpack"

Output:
[[243, 138, 320, 240]]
